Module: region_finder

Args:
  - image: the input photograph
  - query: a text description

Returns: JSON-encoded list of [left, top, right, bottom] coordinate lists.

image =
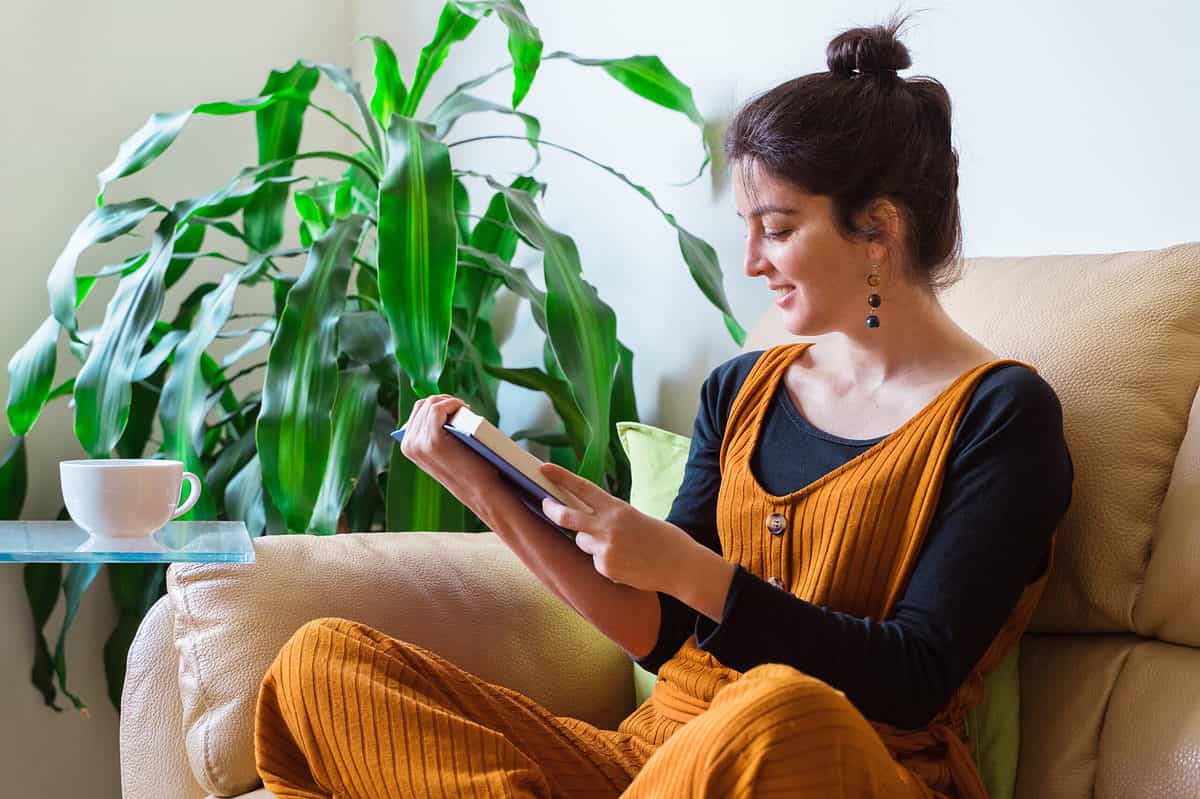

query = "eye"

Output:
[[763, 229, 791, 241]]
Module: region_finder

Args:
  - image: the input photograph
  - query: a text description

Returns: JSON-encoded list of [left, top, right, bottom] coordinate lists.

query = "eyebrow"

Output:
[[735, 204, 799, 219]]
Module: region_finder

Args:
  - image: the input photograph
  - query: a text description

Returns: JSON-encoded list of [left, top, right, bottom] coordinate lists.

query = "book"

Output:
[[390, 406, 594, 539]]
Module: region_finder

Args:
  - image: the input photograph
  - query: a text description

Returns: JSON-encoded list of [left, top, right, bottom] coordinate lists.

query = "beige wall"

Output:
[[2, 0, 1198, 795]]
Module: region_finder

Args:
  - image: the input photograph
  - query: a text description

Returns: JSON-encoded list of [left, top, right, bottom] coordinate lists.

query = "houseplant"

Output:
[[1, 0, 744, 713]]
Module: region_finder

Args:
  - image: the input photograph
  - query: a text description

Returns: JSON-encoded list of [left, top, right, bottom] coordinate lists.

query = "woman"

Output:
[[254, 13, 1073, 798]]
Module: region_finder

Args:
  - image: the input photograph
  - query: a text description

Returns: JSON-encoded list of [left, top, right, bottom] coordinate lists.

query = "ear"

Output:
[[858, 197, 904, 271]]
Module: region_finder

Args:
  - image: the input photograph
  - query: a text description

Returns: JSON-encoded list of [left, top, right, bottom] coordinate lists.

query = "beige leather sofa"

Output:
[[121, 241, 1200, 799]]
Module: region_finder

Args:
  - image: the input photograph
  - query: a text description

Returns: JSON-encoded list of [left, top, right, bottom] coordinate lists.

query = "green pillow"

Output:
[[615, 421, 691, 707], [965, 646, 1022, 799], [615, 420, 1020, 798]]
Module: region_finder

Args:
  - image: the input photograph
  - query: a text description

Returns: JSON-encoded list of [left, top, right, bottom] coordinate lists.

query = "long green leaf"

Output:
[[162, 223, 206, 291], [402, 3, 484, 118], [158, 266, 256, 521], [54, 563, 101, 714], [377, 116, 457, 396], [116, 325, 170, 460], [73, 214, 180, 456], [6, 317, 59, 436], [309, 366, 380, 533], [476, 176, 618, 483], [458, 150, 745, 345], [339, 310, 399, 382], [23, 562, 62, 711], [455, 0, 543, 108], [459, 178, 535, 333], [0, 435, 26, 518], [103, 564, 165, 710], [207, 425, 257, 507], [95, 93, 311, 205], [244, 62, 321, 254], [544, 50, 708, 183], [258, 215, 367, 532], [226, 454, 266, 538], [74, 167, 279, 456], [608, 341, 637, 501], [5, 439, 60, 711], [47, 199, 162, 332], [480, 363, 590, 456], [362, 36, 409, 128]]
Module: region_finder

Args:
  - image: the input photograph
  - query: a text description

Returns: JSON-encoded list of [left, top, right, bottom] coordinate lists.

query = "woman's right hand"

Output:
[[399, 394, 501, 493]]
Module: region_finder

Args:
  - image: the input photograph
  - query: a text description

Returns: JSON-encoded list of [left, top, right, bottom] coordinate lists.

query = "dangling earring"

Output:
[[866, 264, 881, 328]]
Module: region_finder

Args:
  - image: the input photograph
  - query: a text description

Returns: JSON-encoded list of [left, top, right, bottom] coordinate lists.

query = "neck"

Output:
[[814, 284, 974, 392]]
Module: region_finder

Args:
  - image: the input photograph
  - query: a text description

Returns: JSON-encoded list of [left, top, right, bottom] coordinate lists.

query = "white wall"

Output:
[[2, 0, 1197, 795]]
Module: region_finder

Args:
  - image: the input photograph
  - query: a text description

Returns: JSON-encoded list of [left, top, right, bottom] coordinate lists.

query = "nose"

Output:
[[743, 234, 769, 279]]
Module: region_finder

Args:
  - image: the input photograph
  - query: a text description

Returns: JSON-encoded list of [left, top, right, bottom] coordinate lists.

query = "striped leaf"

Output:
[[257, 215, 368, 532], [96, 94, 307, 205], [47, 199, 162, 332], [244, 62, 321, 254], [454, 1, 543, 108], [544, 50, 708, 181], [103, 563, 165, 710], [402, 3, 483, 117], [377, 116, 457, 397], [362, 36, 409, 128], [53, 562, 101, 713], [74, 167, 282, 456], [385, 376, 466, 533], [309, 366, 380, 534], [6, 317, 59, 436], [157, 265, 258, 521], [477, 176, 619, 484]]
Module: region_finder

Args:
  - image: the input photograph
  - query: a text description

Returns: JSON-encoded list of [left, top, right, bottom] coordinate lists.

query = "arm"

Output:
[[463, 473, 662, 660], [400, 394, 661, 659], [630, 353, 764, 672], [688, 368, 1074, 729]]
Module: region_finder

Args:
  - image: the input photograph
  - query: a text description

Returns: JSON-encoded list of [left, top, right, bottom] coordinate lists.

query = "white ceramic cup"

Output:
[[60, 459, 201, 538]]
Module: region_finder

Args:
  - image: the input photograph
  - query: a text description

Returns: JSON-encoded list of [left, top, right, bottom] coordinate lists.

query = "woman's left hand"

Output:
[[538, 461, 694, 594]]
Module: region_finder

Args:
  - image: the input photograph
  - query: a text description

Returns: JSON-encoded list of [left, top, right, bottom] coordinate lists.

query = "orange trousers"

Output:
[[255, 617, 932, 798]]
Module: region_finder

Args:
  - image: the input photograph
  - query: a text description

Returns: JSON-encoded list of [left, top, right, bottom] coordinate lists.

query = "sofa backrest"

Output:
[[742, 242, 1200, 799]]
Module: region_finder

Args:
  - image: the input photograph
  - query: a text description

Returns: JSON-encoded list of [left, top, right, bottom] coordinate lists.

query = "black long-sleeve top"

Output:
[[634, 350, 1074, 730]]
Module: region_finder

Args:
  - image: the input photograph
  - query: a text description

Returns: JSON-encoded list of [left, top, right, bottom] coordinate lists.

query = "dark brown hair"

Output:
[[724, 10, 963, 294]]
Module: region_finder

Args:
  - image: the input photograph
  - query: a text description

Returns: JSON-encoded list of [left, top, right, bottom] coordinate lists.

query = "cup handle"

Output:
[[171, 472, 202, 519]]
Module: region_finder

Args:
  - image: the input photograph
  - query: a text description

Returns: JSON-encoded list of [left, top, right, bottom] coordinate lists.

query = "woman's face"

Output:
[[733, 160, 881, 336]]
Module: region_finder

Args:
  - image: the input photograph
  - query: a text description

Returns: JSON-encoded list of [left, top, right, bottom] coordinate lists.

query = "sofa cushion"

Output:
[[168, 532, 634, 797]]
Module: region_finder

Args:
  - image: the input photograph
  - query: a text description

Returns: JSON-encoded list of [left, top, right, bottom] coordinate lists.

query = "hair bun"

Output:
[[826, 18, 913, 78]]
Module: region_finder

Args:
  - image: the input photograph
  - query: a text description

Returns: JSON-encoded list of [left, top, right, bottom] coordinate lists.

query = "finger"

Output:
[[573, 530, 598, 556], [542, 496, 589, 532], [539, 462, 608, 506]]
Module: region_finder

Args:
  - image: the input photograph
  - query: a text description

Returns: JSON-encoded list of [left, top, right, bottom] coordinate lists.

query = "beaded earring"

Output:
[[866, 264, 882, 328]]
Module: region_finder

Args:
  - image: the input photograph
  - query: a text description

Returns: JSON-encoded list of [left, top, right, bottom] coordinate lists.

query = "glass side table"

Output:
[[0, 520, 255, 563]]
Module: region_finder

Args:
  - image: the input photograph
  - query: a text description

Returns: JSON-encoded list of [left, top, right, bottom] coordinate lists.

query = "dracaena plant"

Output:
[[1, 0, 745, 714]]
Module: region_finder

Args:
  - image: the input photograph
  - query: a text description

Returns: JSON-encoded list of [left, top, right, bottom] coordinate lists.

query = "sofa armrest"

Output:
[[120, 594, 207, 799], [165, 531, 636, 797]]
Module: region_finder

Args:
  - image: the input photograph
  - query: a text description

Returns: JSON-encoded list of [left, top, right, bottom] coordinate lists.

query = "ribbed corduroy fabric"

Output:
[[255, 341, 1054, 798]]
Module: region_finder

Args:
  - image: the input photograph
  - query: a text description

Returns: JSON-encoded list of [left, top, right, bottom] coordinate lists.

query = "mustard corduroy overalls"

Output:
[[255, 341, 1053, 798]]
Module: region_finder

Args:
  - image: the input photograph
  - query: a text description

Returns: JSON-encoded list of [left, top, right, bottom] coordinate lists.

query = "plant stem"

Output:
[[305, 99, 375, 157], [208, 361, 267, 397], [294, 151, 381, 186], [449, 136, 678, 221]]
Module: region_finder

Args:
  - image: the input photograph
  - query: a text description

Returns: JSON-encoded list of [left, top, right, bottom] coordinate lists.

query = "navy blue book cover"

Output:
[[389, 425, 578, 540]]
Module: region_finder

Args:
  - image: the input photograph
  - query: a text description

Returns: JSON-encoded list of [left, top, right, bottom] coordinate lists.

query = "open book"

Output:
[[390, 406, 594, 539]]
